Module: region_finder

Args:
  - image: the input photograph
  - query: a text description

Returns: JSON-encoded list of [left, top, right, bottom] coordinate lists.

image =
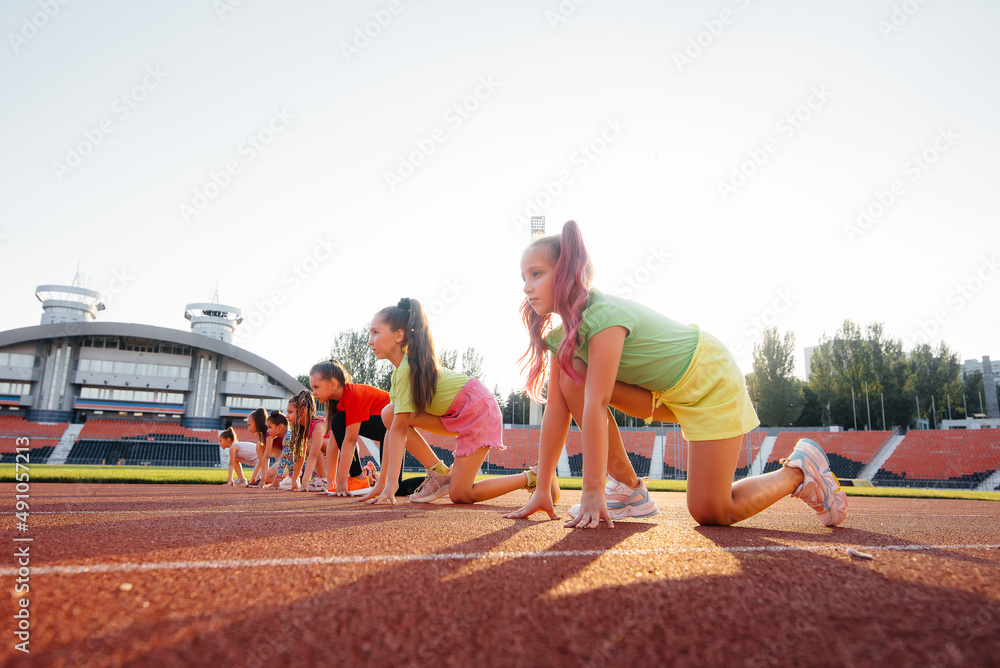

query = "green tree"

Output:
[[793, 381, 823, 427], [746, 328, 802, 427], [808, 320, 910, 430], [963, 370, 984, 417], [328, 328, 393, 391], [503, 390, 531, 425], [295, 374, 310, 390], [438, 348, 458, 371], [460, 347, 485, 381], [904, 342, 962, 428]]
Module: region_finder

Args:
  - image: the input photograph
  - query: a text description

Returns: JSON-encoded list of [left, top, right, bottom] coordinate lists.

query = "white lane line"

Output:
[[3, 544, 997, 577]]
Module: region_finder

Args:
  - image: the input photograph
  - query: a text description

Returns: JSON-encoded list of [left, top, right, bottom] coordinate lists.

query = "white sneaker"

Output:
[[569, 476, 658, 520], [409, 470, 451, 503], [278, 477, 293, 490]]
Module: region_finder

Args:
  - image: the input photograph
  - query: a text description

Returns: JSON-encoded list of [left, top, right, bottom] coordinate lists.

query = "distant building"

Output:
[[0, 283, 302, 429]]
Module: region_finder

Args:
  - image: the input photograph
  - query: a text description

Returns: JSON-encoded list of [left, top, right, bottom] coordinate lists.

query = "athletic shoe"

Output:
[[278, 477, 292, 490], [569, 475, 658, 520], [523, 468, 537, 489], [346, 475, 371, 496], [409, 470, 451, 503], [781, 438, 848, 527]]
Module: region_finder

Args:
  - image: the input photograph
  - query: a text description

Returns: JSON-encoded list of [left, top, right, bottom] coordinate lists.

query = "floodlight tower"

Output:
[[35, 284, 106, 324], [184, 292, 243, 344], [530, 216, 546, 241]]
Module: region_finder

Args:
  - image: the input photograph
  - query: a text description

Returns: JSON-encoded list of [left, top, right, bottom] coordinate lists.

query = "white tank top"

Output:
[[231, 441, 260, 466]]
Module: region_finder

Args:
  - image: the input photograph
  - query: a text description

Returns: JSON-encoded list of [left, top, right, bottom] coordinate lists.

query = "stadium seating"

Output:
[[67, 418, 220, 467], [875, 429, 1000, 489], [0, 414, 68, 463], [762, 431, 894, 479]]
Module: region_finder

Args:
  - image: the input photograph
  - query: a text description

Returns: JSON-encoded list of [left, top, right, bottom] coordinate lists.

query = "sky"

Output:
[[2, 0, 998, 394]]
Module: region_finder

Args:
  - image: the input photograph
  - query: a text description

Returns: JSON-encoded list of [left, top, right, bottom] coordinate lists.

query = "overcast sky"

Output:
[[2, 0, 998, 393]]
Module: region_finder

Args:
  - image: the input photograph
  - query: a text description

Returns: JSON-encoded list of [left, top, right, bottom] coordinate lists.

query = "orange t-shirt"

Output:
[[334, 384, 390, 426]]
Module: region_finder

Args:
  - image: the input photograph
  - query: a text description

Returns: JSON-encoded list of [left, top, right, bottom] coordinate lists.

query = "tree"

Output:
[[295, 374, 310, 390], [746, 328, 802, 427], [503, 390, 531, 425], [328, 328, 393, 391], [808, 320, 910, 430], [793, 381, 823, 427], [460, 347, 485, 381], [963, 370, 985, 417], [438, 348, 458, 371], [904, 342, 962, 428]]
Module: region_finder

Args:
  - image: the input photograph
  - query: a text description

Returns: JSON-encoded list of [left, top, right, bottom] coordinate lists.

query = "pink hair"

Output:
[[520, 220, 594, 401]]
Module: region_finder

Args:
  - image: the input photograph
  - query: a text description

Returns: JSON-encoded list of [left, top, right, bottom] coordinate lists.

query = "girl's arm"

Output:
[[566, 326, 627, 529], [296, 426, 326, 491], [333, 422, 363, 496], [366, 412, 407, 505], [504, 354, 571, 520], [225, 450, 235, 485], [232, 445, 246, 482]]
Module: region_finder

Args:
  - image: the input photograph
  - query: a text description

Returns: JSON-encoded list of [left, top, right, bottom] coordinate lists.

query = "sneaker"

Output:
[[409, 470, 451, 503], [523, 468, 537, 490], [569, 475, 658, 520], [278, 477, 292, 490], [781, 438, 848, 527], [347, 475, 371, 496]]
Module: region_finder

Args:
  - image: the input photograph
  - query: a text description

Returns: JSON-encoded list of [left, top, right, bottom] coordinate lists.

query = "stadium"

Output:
[[2, 281, 998, 492], [0, 282, 303, 468]]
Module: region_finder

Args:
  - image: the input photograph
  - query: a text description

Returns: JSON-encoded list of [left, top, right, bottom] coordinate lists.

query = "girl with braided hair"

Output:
[[266, 394, 326, 490], [506, 220, 846, 530], [364, 298, 546, 506]]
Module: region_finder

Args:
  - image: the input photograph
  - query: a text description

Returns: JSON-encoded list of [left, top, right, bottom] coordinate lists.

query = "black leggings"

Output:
[[329, 412, 424, 496]]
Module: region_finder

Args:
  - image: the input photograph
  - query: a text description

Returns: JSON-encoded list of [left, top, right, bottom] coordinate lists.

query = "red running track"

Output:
[[2, 484, 999, 667]]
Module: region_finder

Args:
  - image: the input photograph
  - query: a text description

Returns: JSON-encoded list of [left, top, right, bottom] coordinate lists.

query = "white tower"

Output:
[[530, 216, 546, 241], [184, 294, 242, 344], [35, 284, 106, 324]]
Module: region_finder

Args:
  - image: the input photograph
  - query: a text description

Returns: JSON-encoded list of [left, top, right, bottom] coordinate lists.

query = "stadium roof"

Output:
[[0, 322, 304, 395]]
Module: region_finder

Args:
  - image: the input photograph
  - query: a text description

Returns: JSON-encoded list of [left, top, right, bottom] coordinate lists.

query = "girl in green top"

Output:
[[363, 298, 549, 507], [506, 220, 846, 530]]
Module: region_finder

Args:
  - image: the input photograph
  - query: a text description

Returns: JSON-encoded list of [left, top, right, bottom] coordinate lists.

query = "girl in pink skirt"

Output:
[[362, 297, 550, 506]]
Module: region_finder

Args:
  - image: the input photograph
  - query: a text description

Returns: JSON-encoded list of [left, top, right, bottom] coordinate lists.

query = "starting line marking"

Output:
[[3, 543, 997, 577]]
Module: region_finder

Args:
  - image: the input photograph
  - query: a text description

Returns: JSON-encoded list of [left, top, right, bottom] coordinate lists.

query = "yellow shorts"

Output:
[[647, 328, 760, 441]]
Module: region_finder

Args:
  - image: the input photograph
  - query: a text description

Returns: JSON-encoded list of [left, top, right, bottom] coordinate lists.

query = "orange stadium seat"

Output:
[[876, 429, 1000, 489]]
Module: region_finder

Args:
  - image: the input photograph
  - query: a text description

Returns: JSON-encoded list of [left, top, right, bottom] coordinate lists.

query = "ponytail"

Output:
[[247, 407, 267, 448], [310, 359, 352, 435], [375, 298, 438, 415], [219, 427, 237, 443], [520, 220, 594, 400]]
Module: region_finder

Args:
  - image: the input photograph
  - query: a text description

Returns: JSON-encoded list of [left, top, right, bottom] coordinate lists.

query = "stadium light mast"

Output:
[[184, 293, 243, 344], [35, 283, 106, 324]]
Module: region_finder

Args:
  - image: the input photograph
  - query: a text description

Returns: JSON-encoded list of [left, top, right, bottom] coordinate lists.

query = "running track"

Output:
[[2, 484, 998, 667]]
